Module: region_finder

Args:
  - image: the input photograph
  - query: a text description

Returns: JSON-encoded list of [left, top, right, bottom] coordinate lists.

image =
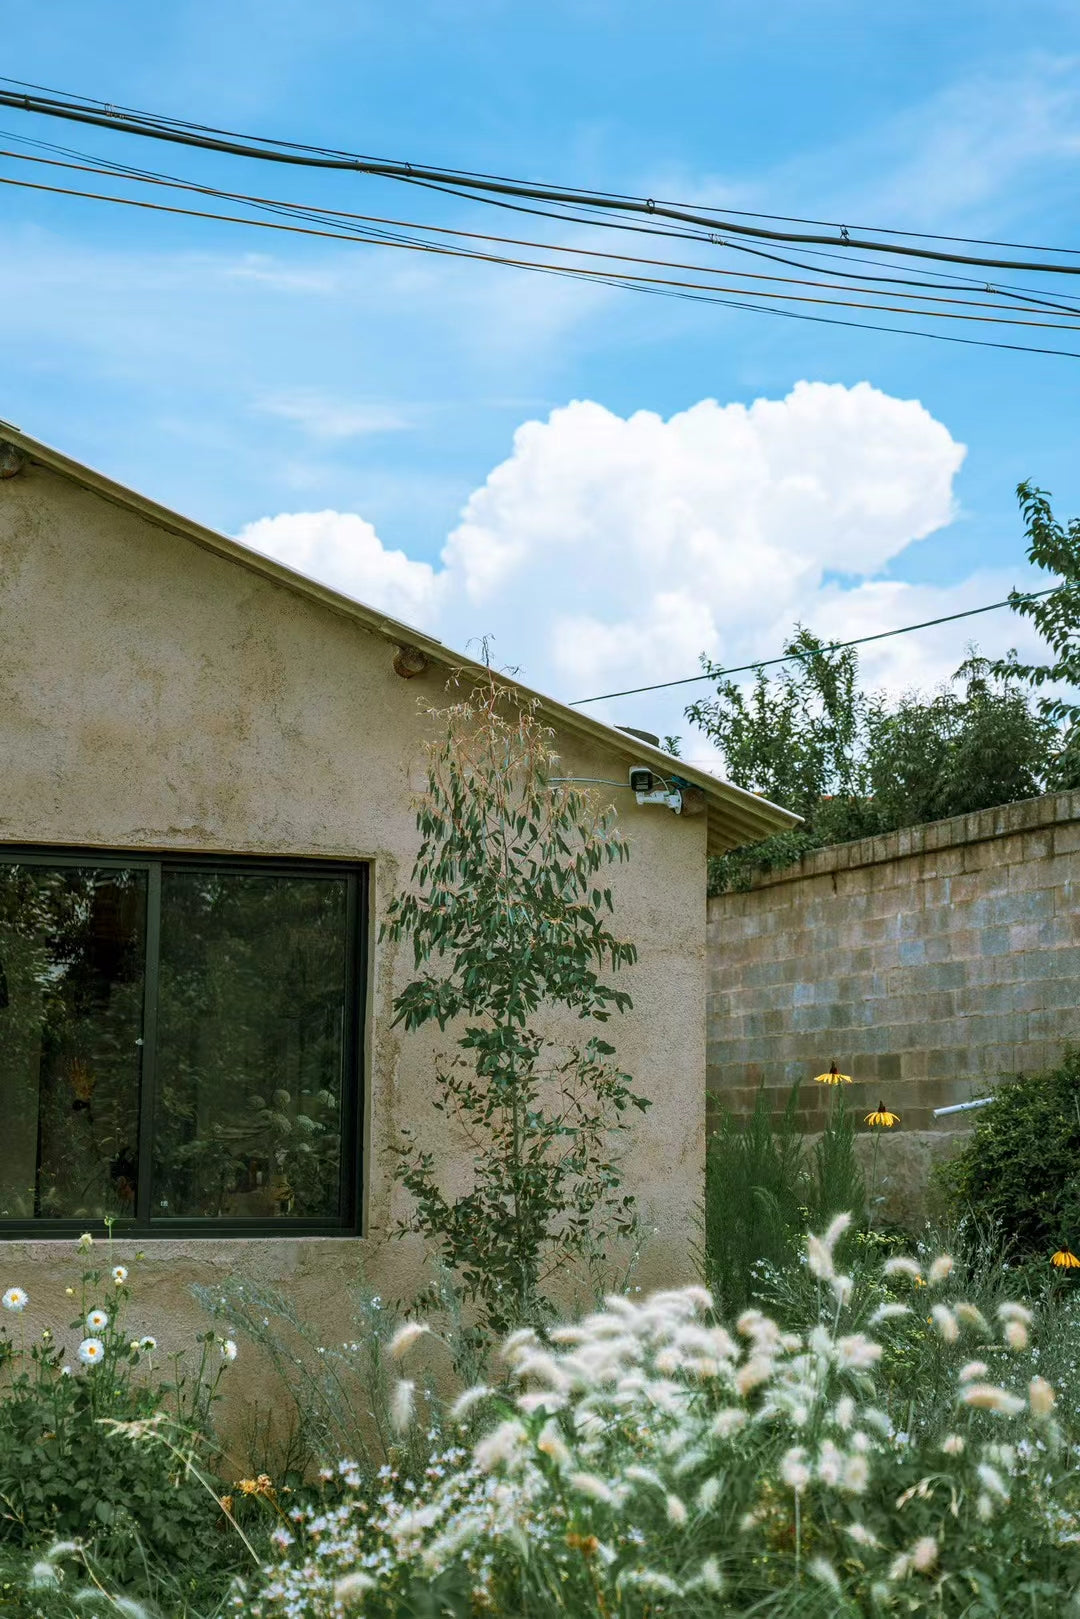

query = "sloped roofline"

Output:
[[0, 420, 799, 855]]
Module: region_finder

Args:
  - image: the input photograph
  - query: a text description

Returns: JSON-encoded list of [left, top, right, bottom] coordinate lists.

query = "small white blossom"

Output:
[[220, 1338, 238, 1362], [85, 1309, 108, 1333], [1, 1287, 28, 1312], [78, 1337, 104, 1366], [111, 1265, 128, 1285]]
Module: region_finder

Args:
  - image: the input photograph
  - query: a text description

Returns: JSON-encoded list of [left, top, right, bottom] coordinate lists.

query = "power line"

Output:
[[4, 82, 1080, 278], [5, 147, 1078, 327], [5, 168, 1080, 362], [570, 589, 1057, 706]]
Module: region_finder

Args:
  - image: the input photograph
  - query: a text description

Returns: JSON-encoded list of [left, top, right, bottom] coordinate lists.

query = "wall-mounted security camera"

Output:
[[629, 765, 683, 814]]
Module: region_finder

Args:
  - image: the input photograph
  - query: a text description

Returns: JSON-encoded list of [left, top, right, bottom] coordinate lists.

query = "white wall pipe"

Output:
[[933, 1097, 992, 1117]]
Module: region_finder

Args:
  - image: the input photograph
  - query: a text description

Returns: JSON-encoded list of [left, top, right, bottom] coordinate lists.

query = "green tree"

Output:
[[691, 632, 1055, 893], [992, 480, 1080, 788], [381, 675, 648, 1332], [868, 651, 1053, 828]]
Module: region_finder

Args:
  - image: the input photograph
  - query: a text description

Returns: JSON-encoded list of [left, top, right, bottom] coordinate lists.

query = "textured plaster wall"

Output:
[[0, 464, 707, 1449], [707, 792, 1080, 1217]]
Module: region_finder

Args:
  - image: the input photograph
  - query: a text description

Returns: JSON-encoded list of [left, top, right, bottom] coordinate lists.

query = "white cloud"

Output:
[[257, 390, 410, 439], [239, 509, 444, 630], [237, 379, 1048, 757]]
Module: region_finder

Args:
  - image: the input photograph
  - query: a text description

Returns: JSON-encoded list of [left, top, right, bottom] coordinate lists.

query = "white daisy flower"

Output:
[[86, 1309, 109, 1333], [140, 1335, 157, 1354], [111, 1265, 128, 1285], [220, 1338, 238, 1363], [78, 1337, 104, 1367], [2, 1287, 28, 1312], [76, 1233, 93, 1253]]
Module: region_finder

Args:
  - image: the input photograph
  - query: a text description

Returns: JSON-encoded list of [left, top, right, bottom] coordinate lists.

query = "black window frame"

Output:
[[0, 845, 367, 1240]]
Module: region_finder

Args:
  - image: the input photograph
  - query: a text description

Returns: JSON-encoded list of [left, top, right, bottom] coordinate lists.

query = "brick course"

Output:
[[707, 790, 1080, 1132]]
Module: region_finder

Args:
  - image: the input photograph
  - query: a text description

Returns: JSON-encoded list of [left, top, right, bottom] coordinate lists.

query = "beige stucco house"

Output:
[[0, 422, 794, 1391]]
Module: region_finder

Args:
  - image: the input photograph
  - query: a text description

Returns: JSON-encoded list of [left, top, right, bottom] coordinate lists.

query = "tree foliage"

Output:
[[693, 482, 1080, 892], [381, 674, 648, 1332], [992, 479, 1080, 788], [691, 635, 1056, 893]]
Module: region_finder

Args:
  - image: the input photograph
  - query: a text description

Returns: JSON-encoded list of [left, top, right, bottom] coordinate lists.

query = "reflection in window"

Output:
[[0, 854, 361, 1232], [153, 871, 349, 1220], [0, 866, 145, 1220]]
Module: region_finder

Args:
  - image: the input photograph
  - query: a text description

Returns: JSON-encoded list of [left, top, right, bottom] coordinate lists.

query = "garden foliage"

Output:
[[940, 1048, 1080, 1260], [246, 1218, 1080, 1617], [0, 1232, 247, 1614], [381, 673, 648, 1332], [704, 1085, 867, 1315]]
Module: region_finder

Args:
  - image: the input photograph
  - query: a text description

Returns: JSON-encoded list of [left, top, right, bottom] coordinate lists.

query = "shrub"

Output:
[[939, 1050, 1080, 1260], [245, 1218, 1080, 1616], [0, 1229, 239, 1596]]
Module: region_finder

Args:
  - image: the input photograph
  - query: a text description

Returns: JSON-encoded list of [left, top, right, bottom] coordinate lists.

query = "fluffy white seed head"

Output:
[[388, 1322, 430, 1361], [931, 1304, 959, 1343], [928, 1255, 954, 1286], [1029, 1376, 1056, 1418], [911, 1536, 938, 1573], [884, 1256, 923, 1281], [961, 1383, 1025, 1416], [391, 1378, 415, 1433], [1003, 1320, 1029, 1351]]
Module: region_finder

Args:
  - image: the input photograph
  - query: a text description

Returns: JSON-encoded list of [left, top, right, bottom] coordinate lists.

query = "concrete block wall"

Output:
[[707, 790, 1080, 1137]]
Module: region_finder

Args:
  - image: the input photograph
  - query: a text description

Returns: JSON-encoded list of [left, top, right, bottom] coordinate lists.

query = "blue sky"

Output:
[[2, 1, 1079, 754]]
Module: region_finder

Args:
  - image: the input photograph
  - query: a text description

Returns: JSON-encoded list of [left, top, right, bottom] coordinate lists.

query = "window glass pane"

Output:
[[0, 864, 146, 1220], [153, 870, 350, 1220]]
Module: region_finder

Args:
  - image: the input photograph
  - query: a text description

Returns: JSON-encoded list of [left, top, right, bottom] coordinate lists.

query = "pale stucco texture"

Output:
[[0, 462, 706, 1446]]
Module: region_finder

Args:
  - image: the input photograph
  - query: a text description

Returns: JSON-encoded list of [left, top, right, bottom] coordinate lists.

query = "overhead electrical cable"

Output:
[[4, 147, 1078, 324], [570, 589, 1057, 706], [8, 122, 1080, 320], [3, 82, 1080, 277], [5, 171, 1080, 360]]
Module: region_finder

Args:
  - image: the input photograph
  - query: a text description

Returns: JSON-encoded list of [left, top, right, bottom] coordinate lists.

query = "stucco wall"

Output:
[[707, 791, 1080, 1147], [0, 462, 707, 1446]]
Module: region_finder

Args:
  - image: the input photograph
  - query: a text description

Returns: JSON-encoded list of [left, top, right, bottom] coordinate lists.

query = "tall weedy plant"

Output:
[[382, 675, 649, 1332]]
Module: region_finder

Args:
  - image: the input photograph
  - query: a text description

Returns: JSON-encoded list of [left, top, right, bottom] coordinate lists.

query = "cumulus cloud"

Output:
[[240, 509, 444, 630], [238, 380, 1044, 752]]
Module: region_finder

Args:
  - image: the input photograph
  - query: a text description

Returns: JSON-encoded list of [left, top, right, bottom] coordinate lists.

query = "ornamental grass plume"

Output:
[[247, 1220, 1080, 1617]]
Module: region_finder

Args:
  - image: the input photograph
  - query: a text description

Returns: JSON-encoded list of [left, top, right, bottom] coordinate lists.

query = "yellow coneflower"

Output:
[[865, 1101, 900, 1128], [1052, 1249, 1080, 1269], [814, 1062, 852, 1085]]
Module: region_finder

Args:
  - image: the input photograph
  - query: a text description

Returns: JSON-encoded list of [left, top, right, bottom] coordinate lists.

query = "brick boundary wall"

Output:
[[707, 790, 1080, 1154]]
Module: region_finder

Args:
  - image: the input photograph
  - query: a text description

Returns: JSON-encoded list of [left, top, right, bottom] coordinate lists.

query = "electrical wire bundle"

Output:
[[2, 75, 1080, 359]]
